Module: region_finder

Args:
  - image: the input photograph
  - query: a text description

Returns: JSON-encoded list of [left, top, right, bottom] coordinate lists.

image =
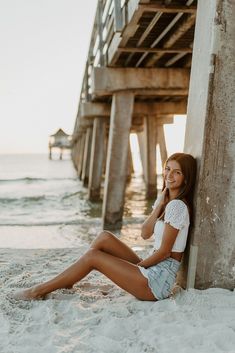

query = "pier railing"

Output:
[[74, 0, 130, 135], [73, 0, 197, 138]]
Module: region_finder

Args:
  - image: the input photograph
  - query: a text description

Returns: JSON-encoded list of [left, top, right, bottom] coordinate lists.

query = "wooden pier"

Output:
[[72, 0, 235, 290], [49, 129, 71, 160]]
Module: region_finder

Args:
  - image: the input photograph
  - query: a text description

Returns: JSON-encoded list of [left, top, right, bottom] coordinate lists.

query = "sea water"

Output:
[[0, 154, 99, 226], [0, 154, 156, 249]]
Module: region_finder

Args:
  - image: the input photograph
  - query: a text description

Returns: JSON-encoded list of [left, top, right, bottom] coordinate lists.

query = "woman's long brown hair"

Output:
[[158, 153, 197, 223]]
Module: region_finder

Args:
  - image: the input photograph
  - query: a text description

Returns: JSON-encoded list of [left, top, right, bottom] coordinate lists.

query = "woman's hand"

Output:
[[151, 187, 169, 210], [141, 187, 169, 240], [137, 260, 149, 268], [158, 187, 169, 206]]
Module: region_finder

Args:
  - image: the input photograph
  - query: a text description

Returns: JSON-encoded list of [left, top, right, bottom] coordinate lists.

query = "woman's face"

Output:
[[163, 160, 185, 192]]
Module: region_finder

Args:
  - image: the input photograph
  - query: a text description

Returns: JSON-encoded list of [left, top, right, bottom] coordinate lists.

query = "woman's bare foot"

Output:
[[12, 286, 43, 301]]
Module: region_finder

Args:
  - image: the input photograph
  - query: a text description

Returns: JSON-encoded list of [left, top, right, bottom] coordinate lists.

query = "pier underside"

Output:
[[72, 0, 235, 290]]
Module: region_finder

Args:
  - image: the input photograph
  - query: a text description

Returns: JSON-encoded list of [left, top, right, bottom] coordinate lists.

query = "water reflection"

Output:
[[85, 173, 163, 221], [124, 174, 163, 217]]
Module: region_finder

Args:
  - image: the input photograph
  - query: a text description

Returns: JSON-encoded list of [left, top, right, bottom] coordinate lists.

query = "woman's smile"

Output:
[[164, 160, 185, 195]]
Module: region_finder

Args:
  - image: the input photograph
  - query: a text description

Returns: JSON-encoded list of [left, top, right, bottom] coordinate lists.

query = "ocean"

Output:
[[0, 153, 101, 227], [0, 153, 155, 249]]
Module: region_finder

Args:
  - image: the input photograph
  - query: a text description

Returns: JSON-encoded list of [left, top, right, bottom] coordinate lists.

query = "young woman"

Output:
[[14, 152, 197, 301]]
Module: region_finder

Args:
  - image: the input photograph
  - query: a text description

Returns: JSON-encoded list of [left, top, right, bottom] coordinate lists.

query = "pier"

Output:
[[49, 129, 71, 160], [72, 0, 235, 290]]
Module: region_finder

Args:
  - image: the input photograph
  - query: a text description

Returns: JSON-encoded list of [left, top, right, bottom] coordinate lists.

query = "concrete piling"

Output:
[[156, 124, 168, 170], [102, 92, 134, 229], [183, 0, 235, 289], [88, 118, 106, 201], [144, 115, 157, 198], [81, 127, 92, 187], [77, 133, 86, 180]]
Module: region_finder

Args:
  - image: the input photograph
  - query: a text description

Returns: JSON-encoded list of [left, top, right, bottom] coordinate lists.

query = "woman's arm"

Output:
[[138, 223, 179, 267], [141, 188, 168, 239]]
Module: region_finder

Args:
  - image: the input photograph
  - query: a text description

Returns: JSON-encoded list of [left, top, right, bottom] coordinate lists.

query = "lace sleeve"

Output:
[[164, 200, 189, 230]]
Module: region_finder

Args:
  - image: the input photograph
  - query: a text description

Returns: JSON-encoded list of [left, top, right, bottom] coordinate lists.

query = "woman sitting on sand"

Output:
[[14, 152, 197, 301]]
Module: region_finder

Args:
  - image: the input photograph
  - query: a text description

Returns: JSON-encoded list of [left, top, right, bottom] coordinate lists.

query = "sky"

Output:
[[0, 0, 186, 155], [130, 116, 186, 174], [0, 0, 97, 153]]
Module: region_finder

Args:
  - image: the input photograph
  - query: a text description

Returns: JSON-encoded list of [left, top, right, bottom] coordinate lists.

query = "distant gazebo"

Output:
[[49, 128, 72, 160]]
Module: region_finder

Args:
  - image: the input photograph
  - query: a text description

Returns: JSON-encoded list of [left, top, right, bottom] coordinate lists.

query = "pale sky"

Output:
[[0, 0, 97, 153], [0, 0, 186, 155]]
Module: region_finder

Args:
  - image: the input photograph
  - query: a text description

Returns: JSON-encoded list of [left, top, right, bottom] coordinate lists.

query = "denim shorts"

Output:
[[138, 257, 181, 300]]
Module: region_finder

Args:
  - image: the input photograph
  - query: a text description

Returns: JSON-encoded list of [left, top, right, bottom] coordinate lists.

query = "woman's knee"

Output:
[[85, 248, 108, 271], [85, 248, 99, 266], [98, 230, 114, 240], [91, 230, 114, 249]]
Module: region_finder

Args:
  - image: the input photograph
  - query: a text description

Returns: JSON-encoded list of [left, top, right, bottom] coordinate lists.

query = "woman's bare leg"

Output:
[[14, 248, 156, 301], [63, 230, 140, 290], [90, 231, 142, 263]]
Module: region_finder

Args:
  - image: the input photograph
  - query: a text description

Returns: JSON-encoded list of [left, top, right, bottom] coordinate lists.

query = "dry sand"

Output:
[[0, 227, 235, 353]]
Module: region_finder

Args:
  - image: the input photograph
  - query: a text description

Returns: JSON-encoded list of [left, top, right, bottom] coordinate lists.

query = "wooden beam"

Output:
[[108, 32, 122, 65], [136, 9, 195, 67], [136, 12, 162, 47], [92, 88, 188, 97], [108, 1, 144, 65], [136, 12, 184, 67], [91, 67, 190, 96], [139, 4, 197, 13], [127, 0, 143, 24], [118, 47, 192, 54], [145, 14, 196, 67], [123, 11, 162, 67], [165, 52, 188, 67]]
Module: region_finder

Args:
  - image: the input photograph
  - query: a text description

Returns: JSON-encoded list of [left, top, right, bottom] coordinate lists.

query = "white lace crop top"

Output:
[[152, 198, 190, 252]]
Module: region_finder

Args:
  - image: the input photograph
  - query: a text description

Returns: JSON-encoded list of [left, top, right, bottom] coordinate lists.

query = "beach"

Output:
[[0, 154, 235, 353], [1, 245, 235, 353]]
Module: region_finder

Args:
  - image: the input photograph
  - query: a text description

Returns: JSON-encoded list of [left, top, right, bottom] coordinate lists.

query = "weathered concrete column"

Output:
[[182, 0, 235, 289], [72, 140, 80, 171], [137, 131, 147, 181], [81, 127, 92, 187], [102, 92, 134, 229], [127, 141, 134, 181], [144, 115, 157, 198], [156, 124, 168, 168], [77, 133, 86, 180], [103, 127, 109, 175], [71, 141, 76, 169], [88, 118, 106, 201]]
